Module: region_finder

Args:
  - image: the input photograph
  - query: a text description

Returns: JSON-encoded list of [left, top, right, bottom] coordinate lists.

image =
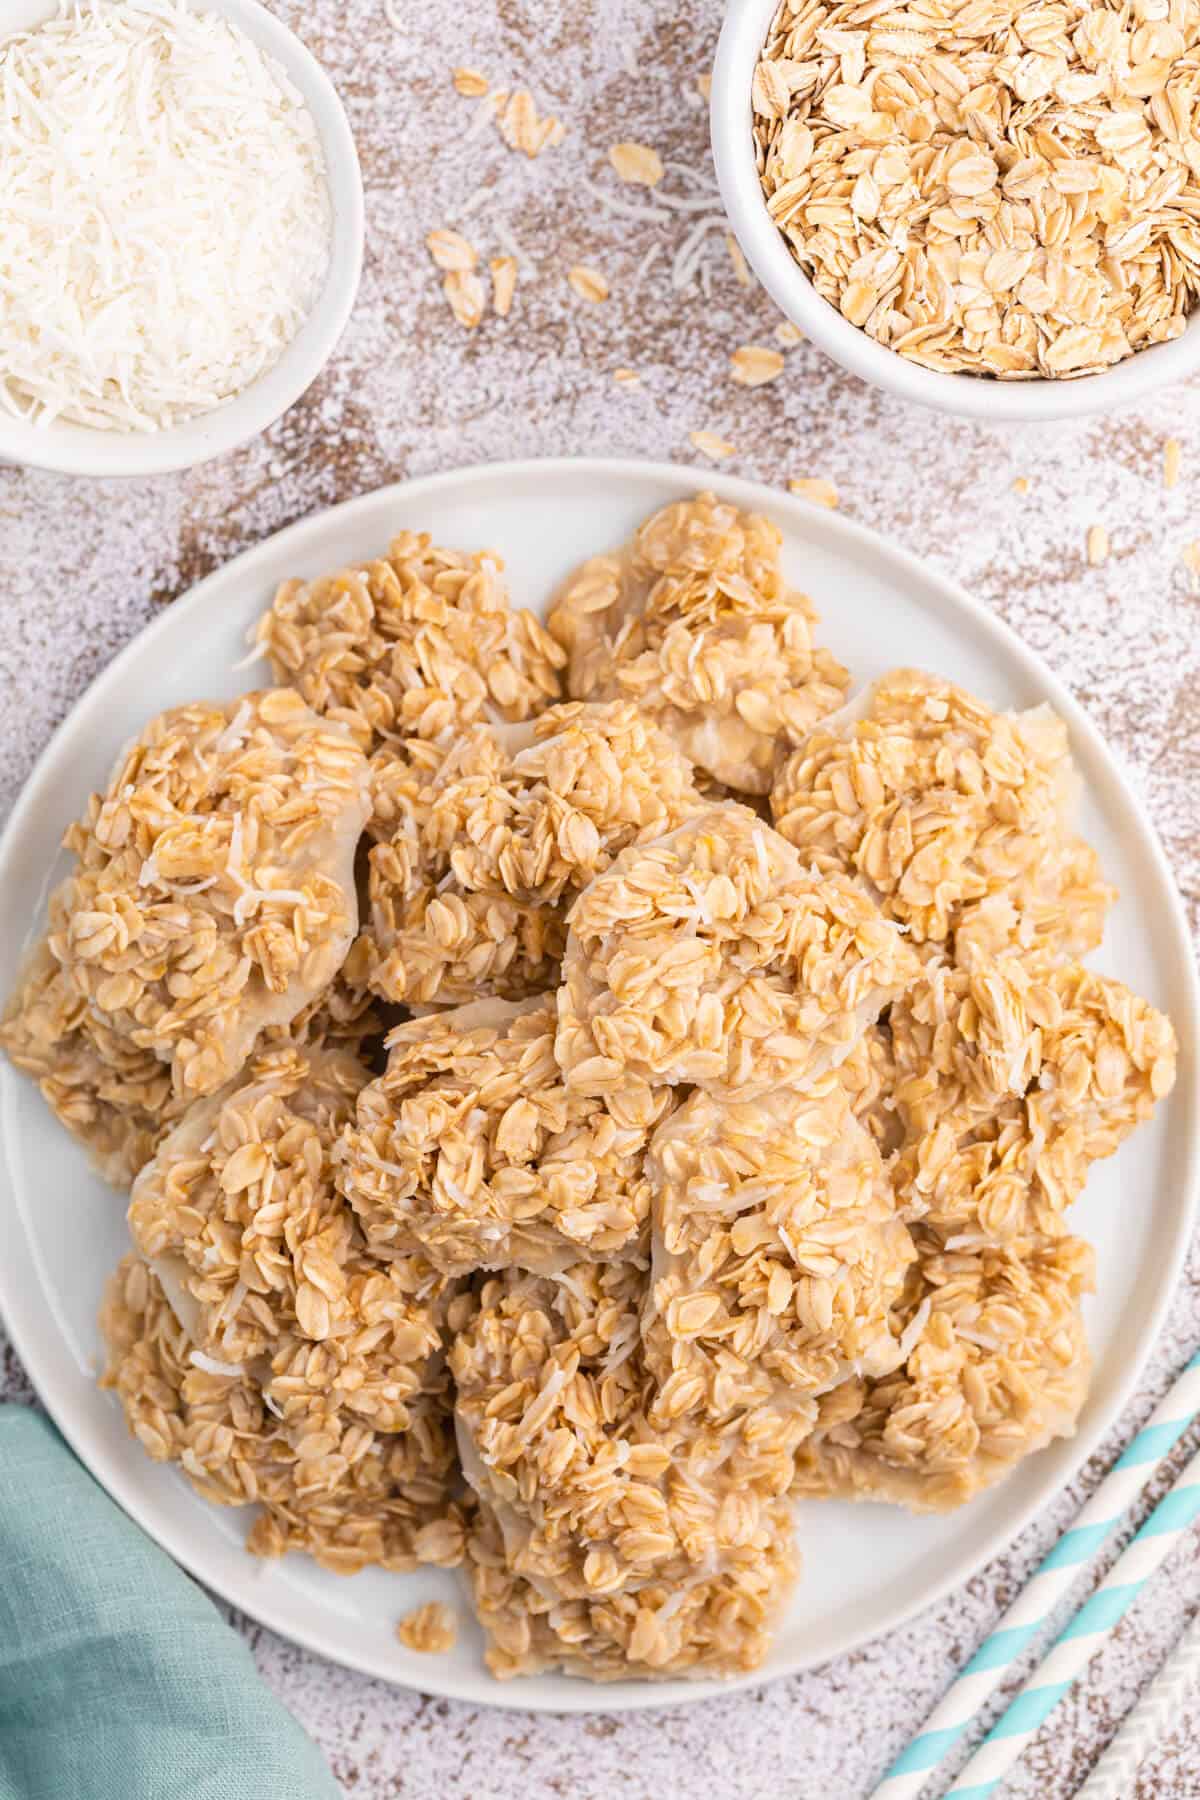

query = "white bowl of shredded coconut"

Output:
[[712, 0, 1200, 423], [0, 0, 363, 475]]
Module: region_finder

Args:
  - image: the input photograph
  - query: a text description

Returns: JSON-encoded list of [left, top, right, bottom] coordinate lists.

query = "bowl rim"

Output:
[[710, 0, 1200, 423], [0, 0, 364, 478]]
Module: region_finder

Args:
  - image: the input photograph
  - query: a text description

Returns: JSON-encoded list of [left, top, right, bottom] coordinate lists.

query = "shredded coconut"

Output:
[[0, 0, 332, 431]]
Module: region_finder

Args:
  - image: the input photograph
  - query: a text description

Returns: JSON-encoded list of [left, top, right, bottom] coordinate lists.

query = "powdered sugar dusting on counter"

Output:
[[1, 0, 1198, 1793]]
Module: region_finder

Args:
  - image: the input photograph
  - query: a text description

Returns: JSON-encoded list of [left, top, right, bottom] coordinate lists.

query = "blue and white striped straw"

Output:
[[869, 1349, 1200, 1800], [943, 1435, 1200, 1798]]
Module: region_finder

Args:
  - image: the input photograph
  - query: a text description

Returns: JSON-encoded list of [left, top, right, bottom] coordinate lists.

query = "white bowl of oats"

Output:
[[712, 0, 1200, 421]]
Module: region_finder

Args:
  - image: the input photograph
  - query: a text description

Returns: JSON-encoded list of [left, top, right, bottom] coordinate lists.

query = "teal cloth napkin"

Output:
[[0, 1406, 341, 1800]]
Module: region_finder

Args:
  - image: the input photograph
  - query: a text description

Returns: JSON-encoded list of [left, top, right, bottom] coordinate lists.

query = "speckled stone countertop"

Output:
[[2, 2, 1200, 1795]]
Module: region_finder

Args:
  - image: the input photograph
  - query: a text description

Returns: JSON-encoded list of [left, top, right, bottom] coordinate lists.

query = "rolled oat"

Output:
[[754, 0, 1200, 379]]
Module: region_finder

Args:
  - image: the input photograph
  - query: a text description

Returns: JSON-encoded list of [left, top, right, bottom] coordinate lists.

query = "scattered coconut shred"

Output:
[[0, 0, 332, 431]]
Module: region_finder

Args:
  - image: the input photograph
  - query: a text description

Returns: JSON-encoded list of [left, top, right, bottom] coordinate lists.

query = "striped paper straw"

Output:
[[1074, 1607, 1200, 1800], [943, 1437, 1200, 1799], [870, 1349, 1200, 1800]]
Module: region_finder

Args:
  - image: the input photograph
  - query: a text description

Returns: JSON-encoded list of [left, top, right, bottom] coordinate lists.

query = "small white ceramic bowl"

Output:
[[711, 0, 1200, 423], [0, 0, 364, 477]]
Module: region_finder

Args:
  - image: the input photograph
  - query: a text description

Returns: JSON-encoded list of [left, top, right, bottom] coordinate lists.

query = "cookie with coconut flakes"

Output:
[[770, 669, 1114, 957], [258, 530, 564, 752], [793, 1229, 1095, 1514], [7, 691, 370, 1107], [557, 803, 920, 1112], [889, 948, 1177, 1241], [100, 1250, 468, 1576], [548, 493, 848, 795], [451, 1259, 803, 1654], [338, 996, 677, 1277], [644, 1076, 917, 1442], [359, 699, 702, 1006]]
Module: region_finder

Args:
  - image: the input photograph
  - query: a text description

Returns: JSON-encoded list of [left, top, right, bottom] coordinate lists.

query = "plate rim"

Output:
[[1, 453, 1196, 1715]]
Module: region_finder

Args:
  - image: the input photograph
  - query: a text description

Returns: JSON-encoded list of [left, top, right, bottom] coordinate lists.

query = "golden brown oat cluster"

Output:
[[360, 699, 702, 1006], [102, 1044, 467, 1576], [558, 803, 921, 1109], [452, 1263, 799, 1680], [1, 506, 1177, 1680], [1, 934, 182, 1188], [125, 1044, 456, 1378], [101, 1250, 466, 1573], [548, 493, 849, 793], [645, 1080, 917, 1430], [103, 1042, 468, 1573], [257, 529, 564, 750], [889, 950, 1177, 1241], [1, 690, 371, 1182], [339, 996, 678, 1276], [794, 1234, 1096, 1512], [771, 669, 1112, 955]]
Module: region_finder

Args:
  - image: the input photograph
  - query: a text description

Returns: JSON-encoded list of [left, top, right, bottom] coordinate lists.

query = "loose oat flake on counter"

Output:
[[0, 496, 1178, 1684]]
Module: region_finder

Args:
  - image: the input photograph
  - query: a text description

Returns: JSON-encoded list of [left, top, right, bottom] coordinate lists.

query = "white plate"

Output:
[[1, 458, 1196, 1714]]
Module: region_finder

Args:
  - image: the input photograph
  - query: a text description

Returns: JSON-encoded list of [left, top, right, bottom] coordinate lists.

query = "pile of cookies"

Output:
[[1, 495, 1175, 1681]]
